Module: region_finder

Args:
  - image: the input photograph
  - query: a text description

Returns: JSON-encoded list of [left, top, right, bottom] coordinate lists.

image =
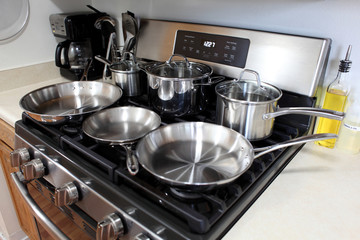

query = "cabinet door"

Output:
[[0, 120, 40, 239]]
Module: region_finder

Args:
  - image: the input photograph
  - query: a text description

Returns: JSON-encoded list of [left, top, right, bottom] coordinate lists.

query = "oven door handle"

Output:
[[11, 172, 70, 240]]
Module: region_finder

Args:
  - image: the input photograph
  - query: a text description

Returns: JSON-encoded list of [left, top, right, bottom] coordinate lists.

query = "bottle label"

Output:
[[344, 123, 360, 132]]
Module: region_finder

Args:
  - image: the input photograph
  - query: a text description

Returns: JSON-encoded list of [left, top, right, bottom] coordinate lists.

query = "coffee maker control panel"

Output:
[[50, 13, 101, 40], [50, 14, 68, 38]]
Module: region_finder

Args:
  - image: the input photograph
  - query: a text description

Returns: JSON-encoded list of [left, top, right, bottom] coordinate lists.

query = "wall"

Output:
[[0, 0, 91, 72], [1, 0, 358, 90]]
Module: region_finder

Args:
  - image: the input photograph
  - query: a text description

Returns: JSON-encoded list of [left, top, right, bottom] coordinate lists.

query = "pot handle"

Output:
[[253, 133, 338, 159], [122, 51, 136, 64], [238, 69, 262, 87], [193, 76, 225, 86], [263, 107, 345, 121], [124, 145, 139, 175], [167, 54, 190, 67]]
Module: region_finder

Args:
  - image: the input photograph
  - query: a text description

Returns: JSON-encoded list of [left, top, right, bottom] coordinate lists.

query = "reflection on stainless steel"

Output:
[[82, 106, 161, 144], [136, 122, 253, 189], [19, 81, 122, 123]]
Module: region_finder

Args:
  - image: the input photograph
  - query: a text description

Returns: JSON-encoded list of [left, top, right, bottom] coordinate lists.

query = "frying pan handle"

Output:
[[253, 133, 338, 159], [263, 107, 345, 121], [124, 145, 139, 175]]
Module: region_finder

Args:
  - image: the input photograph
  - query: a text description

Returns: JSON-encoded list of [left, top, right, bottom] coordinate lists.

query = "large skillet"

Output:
[[20, 81, 122, 124], [135, 122, 337, 192]]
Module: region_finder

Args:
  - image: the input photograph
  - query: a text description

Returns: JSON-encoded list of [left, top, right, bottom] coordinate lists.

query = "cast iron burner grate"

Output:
[[18, 90, 314, 235]]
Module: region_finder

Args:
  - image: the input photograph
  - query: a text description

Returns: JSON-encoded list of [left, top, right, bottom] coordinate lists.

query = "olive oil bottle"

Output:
[[315, 45, 352, 148]]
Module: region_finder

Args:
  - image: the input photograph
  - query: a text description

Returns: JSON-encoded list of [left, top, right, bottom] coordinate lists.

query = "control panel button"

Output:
[[10, 148, 30, 167], [96, 213, 125, 240], [21, 158, 45, 181], [54, 182, 79, 207]]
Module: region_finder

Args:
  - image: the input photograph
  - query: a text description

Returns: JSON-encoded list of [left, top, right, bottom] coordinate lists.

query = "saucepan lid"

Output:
[[146, 54, 213, 80]]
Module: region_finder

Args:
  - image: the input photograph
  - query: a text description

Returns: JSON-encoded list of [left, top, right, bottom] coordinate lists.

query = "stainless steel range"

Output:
[[10, 20, 330, 240]]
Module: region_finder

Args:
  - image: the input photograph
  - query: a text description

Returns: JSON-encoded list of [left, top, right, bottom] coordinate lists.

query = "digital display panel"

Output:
[[174, 30, 250, 68]]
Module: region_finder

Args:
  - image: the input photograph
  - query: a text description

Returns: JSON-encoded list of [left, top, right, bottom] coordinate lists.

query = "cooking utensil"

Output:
[[121, 12, 138, 56], [215, 69, 345, 141], [95, 53, 146, 96], [135, 122, 337, 192], [145, 54, 224, 117], [20, 81, 122, 124], [82, 106, 161, 175]]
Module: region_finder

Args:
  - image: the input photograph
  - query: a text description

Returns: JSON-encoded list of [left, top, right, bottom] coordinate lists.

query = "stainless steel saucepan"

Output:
[[135, 122, 337, 192], [82, 106, 161, 175], [216, 69, 345, 141], [95, 53, 146, 97], [20, 81, 123, 124]]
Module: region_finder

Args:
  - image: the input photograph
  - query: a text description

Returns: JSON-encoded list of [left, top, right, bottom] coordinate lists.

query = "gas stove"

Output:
[[11, 19, 330, 240]]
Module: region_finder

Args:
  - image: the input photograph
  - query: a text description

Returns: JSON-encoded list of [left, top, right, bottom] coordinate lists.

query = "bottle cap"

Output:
[[339, 45, 352, 72]]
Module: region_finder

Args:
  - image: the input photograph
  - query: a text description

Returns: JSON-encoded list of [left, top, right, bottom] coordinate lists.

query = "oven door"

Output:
[[11, 172, 96, 240]]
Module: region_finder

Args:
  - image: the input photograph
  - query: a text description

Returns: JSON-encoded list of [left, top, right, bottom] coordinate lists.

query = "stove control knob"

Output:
[[21, 158, 45, 181], [10, 148, 30, 167], [96, 213, 125, 240], [54, 182, 79, 207]]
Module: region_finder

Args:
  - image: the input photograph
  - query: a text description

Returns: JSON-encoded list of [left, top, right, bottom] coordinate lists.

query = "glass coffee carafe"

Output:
[[55, 39, 93, 70]]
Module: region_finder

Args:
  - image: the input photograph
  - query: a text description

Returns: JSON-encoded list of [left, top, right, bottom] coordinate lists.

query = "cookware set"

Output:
[[19, 55, 342, 190]]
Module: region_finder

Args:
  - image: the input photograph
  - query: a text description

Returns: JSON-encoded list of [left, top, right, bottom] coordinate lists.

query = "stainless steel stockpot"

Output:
[[145, 54, 223, 117], [215, 69, 345, 141]]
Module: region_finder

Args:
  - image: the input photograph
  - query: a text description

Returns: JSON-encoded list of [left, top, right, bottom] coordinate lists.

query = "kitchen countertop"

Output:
[[1, 63, 359, 240]]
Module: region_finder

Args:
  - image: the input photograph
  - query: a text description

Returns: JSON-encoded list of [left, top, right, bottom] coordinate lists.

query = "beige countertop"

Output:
[[1, 62, 359, 240]]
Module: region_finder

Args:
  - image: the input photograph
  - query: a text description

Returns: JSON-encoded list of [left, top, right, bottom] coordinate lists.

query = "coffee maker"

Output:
[[50, 10, 115, 80]]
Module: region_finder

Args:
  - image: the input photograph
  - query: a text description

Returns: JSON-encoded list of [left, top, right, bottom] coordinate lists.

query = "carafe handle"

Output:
[[55, 40, 70, 68]]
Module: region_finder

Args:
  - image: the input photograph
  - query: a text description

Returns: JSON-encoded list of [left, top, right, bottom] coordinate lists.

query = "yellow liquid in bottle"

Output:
[[315, 89, 347, 148]]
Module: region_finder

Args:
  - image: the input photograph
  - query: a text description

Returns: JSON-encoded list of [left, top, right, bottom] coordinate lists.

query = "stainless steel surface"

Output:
[[136, 122, 254, 191], [263, 107, 345, 120], [82, 106, 161, 175], [96, 213, 125, 240], [54, 182, 79, 207], [136, 19, 331, 97], [253, 133, 337, 158], [14, 134, 185, 239], [19, 81, 123, 124], [82, 106, 161, 144], [111, 52, 146, 96], [136, 122, 338, 191], [215, 72, 345, 141], [146, 54, 220, 116], [11, 172, 70, 240], [21, 158, 45, 181], [10, 147, 30, 167]]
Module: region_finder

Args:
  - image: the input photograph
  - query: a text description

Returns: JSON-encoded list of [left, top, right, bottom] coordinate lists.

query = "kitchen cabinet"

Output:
[[0, 118, 39, 240]]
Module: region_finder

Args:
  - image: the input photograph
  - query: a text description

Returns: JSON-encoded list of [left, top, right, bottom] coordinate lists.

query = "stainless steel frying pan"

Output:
[[135, 122, 337, 192], [82, 106, 161, 175], [20, 81, 122, 124]]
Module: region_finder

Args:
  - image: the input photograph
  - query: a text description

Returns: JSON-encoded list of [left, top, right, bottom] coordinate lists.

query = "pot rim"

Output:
[[145, 58, 213, 81], [146, 72, 211, 82], [215, 79, 283, 104]]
